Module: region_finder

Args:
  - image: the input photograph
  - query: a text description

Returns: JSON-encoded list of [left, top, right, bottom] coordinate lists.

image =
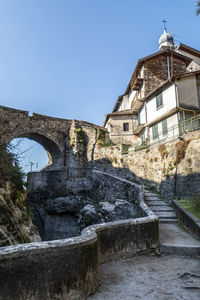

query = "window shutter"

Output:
[[152, 124, 158, 140], [156, 93, 163, 109], [162, 119, 168, 136]]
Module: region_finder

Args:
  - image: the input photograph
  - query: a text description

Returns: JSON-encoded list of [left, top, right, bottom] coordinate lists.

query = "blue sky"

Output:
[[1, 0, 200, 171]]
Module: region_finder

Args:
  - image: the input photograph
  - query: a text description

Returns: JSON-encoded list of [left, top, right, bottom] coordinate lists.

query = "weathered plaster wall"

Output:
[[107, 114, 139, 144], [177, 49, 200, 72], [176, 76, 200, 109], [145, 84, 176, 123], [148, 113, 179, 143]]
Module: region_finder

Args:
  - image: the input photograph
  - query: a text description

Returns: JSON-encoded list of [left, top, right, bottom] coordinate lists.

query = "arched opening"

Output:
[[7, 132, 61, 172], [0, 133, 63, 244], [8, 138, 50, 173]]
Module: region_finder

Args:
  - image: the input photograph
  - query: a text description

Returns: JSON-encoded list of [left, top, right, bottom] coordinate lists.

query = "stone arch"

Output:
[[8, 132, 62, 170]]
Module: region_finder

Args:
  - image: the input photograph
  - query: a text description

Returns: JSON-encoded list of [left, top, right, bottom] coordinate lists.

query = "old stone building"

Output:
[[104, 28, 200, 145]]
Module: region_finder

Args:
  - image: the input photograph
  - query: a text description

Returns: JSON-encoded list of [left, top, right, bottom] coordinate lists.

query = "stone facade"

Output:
[[143, 56, 187, 97], [107, 114, 139, 144]]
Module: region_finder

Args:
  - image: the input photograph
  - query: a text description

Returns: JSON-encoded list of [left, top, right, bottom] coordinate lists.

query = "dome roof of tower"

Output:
[[159, 29, 174, 50]]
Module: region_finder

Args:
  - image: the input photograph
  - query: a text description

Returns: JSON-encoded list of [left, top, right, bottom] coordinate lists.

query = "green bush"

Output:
[[191, 194, 200, 210], [0, 144, 25, 191]]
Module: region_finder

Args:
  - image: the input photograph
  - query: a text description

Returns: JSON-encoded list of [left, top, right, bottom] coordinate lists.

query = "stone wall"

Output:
[[106, 114, 139, 144], [0, 173, 159, 300], [143, 56, 187, 96], [0, 105, 106, 173], [173, 200, 200, 240], [27, 168, 143, 241], [93, 130, 200, 201], [91, 171, 140, 204]]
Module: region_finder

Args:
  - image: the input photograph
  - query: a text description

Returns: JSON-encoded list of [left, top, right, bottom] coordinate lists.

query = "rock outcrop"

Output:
[[0, 182, 40, 247]]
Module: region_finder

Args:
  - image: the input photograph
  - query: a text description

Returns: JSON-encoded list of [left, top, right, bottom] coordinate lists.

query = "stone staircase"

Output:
[[144, 189, 177, 224]]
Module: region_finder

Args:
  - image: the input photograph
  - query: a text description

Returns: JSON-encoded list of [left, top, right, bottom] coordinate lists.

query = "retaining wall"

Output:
[[0, 173, 159, 300], [173, 200, 200, 240], [94, 130, 200, 201]]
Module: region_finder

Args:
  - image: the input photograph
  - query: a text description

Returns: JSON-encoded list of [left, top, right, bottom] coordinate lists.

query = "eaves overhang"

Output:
[[177, 43, 200, 59]]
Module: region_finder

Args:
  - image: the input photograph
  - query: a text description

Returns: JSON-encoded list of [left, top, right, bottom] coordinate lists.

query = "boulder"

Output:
[[46, 197, 79, 214], [99, 201, 115, 213], [80, 204, 96, 216]]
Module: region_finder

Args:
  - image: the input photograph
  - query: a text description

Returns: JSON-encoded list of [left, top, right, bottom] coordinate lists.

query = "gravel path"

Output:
[[88, 254, 200, 300]]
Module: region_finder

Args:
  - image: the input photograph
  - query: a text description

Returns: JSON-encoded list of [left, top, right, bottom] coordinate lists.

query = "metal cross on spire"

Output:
[[162, 19, 167, 30]]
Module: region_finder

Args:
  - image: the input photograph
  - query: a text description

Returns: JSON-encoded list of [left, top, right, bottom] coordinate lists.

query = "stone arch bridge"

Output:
[[0, 105, 108, 201], [0, 105, 107, 171]]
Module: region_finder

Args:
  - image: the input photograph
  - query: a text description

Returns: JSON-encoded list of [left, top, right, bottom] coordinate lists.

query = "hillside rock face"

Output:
[[27, 171, 144, 241], [0, 182, 41, 247], [93, 130, 200, 201], [29, 194, 141, 241]]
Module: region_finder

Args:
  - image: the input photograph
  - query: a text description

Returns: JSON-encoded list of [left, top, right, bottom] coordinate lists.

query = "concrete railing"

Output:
[[0, 172, 159, 300]]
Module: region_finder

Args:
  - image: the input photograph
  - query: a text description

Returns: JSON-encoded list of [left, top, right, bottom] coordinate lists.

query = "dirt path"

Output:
[[88, 254, 200, 300]]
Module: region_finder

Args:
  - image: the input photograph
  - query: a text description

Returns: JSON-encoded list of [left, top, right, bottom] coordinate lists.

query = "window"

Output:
[[141, 132, 145, 144], [162, 119, 168, 137], [156, 92, 163, 109], [152, 124, 159, 140], [123, 123, 129, 131]]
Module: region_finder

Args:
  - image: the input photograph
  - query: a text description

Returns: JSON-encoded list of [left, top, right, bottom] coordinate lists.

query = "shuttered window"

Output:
[[162, 119, 168, 136], [156, 92, 163, 109], [152, 124, 158, 140], [141, 132, 145, 143]]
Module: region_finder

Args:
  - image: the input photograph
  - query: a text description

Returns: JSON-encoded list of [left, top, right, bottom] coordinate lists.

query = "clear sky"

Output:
[[1, 0, 200, 171]]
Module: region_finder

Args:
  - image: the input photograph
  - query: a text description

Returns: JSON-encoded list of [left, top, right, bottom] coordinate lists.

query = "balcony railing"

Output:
[[134, 114, 200, 151]]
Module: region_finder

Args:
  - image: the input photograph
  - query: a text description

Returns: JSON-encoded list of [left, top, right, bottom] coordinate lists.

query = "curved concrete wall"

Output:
[[0, 173, 159, 300]]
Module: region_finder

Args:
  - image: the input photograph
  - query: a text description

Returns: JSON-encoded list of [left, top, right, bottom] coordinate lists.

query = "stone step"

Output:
[[144, 190, 159, 196], [156, 211, 177, 218], [145, 197, 161, 201], [144, 196, 161, 200], [160, 244, 200, 255], [159, 218, 177, 224], [146, 201, 168, 206], [148, 206, 174, 212], [144, 199, 167, 205], [144, 192, 160, 196], [144, 192, 160, 197]]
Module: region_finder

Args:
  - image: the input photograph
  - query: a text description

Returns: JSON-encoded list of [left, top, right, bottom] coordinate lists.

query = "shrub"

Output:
[[175, 139, 191, 164], [0, 144, 25, 191], [191, 194, 200, 210], [158, 144, 169, 159]]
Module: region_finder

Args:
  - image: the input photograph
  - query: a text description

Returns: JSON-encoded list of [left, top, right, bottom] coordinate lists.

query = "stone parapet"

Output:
[[173, 200, 200, 240], [0, 173, 159, 300], [0, 217, 158, 300]]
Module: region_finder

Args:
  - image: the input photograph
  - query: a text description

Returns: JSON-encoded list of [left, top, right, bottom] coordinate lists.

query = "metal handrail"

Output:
[[107, 114, 200, 152], [138, 114, 200, 150]]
